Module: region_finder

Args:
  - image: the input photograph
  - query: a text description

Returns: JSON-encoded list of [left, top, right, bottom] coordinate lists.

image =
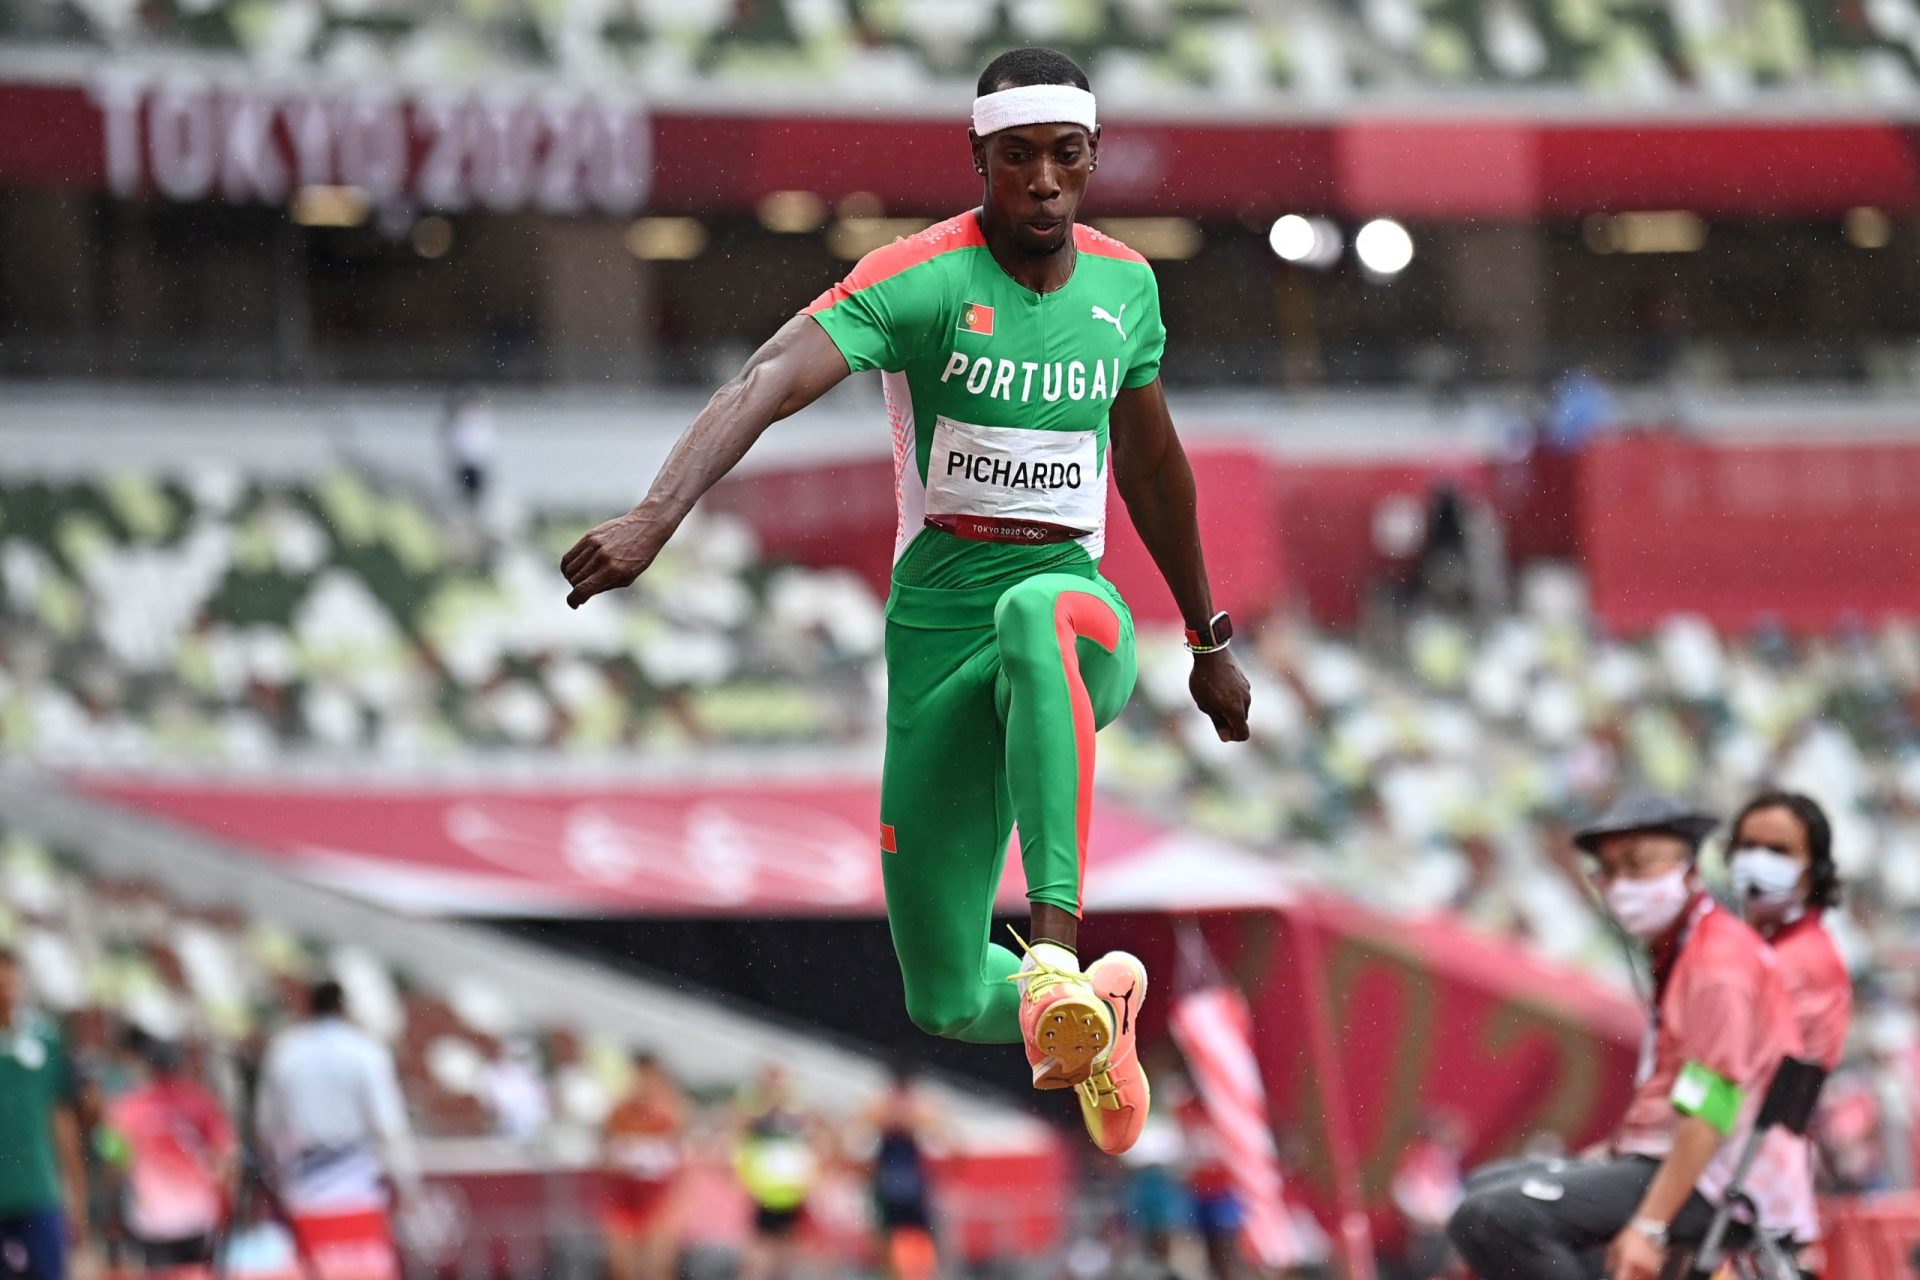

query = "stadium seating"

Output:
[[5, 0, 1919, 103], [1109, 565, 1920, 968], [0, 470, 885, 767]]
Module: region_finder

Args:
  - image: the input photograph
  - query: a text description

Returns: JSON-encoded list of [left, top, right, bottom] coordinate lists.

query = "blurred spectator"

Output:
[[440, 387, 495, 512], [102, 1035, 235, 1276], [1117, 1111, 1185, 1280], [1161, 1077, 1246, 1280], [865, 1069, 939, 1280], [1868, 1005, 1919, 1190], [1387, 1114, 1465, 1280], [1632, 283, 1689, 385], [482, 1038, 551, 1144], [0, 947, 89, 1280], [1412, 480, 1506, 623], [732, 1064, 821, 1280], [600, 1054, 686, 1280], [255, 980, 416, 1280], [1545, 365, 1622, 452]]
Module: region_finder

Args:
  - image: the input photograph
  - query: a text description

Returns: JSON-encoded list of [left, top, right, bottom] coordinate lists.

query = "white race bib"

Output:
[[923, 416, 1104, 545]]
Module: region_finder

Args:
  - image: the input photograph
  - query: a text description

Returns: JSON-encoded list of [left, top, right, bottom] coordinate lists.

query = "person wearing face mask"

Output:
[[1447, 793, 1804, 1280], [1726, 790, 1851, 1258], [1727, 791, 1849, 1071]]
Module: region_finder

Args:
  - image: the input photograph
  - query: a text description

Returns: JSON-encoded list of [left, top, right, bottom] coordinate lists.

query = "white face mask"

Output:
[[1731, 846, 1805, 917], [1605, 865, 1693, 940]]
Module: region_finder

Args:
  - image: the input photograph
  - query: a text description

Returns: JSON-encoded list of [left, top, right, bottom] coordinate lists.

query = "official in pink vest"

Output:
[[1448, 793, 1804, 1280]]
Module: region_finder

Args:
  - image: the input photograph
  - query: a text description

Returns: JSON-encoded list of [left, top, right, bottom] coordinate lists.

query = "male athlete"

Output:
[[562, 47, 1252, 1155]]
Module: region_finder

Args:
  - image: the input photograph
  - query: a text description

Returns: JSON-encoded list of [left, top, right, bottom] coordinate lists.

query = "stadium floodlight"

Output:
[[625, 218, 708, 261], [1093, 219, 1204, 260], [1268, 214, 1341, 268], [1268, 214, 1315, 261], [828, 217, 935, 261], [1845, 207, 1892, 249], [291, 185, 369, 228], [1354, 218, 1414, 276], [757, 190, 828, 234], [1586, 211, 1706, 254]]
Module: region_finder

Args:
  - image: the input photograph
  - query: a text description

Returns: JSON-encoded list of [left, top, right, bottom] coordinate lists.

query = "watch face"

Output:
[[1212, 612, 1233, 645]]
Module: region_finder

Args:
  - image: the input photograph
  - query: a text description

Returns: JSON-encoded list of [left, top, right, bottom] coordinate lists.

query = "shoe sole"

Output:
[[1028, 993, 1111, 1090]]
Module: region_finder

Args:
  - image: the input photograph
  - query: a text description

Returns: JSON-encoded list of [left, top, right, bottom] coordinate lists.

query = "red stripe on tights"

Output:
[[1052, 592, 1121, 916]]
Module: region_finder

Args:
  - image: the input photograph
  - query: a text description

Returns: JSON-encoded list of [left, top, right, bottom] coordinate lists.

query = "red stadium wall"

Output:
[[9, 80, 1920, 218], [1579, 433, 1920, 632]]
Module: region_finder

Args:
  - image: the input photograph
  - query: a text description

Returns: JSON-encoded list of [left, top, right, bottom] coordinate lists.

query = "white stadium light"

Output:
[[1355, 218, 1414, 275], [1268, 214, 1342, 269], [1269, 214, 1316, 261]]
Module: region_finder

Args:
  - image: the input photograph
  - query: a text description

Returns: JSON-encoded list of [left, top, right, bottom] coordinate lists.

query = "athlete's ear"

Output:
[[969, 129, 986, 178], [1087, 126, 1101, 171]]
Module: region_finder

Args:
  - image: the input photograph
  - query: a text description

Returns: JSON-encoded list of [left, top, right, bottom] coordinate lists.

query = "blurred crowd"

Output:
[[1110, 570, 1920, 964], [4, 0, 1908, 105], [0, 826, 985, 1280], [0, 812, 1294, 1280], [0, 471, 881, 765]]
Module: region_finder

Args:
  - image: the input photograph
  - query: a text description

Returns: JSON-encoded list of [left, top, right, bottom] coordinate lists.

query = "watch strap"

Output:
[[1184, 610, 1232, 654]]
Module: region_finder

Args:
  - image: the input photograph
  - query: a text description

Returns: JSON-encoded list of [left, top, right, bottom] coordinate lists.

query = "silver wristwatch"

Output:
[[1628, 1215, 1669, 1247]]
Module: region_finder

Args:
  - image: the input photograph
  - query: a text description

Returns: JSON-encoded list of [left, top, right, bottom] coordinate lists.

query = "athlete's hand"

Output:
[[1190, 650, 1251, 742], [1603, 1225, 1664, 1280], [562, 512, 667, 608]]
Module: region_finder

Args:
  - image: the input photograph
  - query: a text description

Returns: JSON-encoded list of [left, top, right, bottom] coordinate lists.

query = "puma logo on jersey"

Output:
[[1090, 304, 1128, 341]]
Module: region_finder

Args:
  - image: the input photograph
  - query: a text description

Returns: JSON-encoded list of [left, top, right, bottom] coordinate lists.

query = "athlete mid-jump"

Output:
[[562, 46, 1251, 1155]]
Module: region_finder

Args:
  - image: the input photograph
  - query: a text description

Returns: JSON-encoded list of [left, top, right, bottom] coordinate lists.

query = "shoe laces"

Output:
[[1004, 927, 1093, 1001], [1077, 1069, 1123, 1111]]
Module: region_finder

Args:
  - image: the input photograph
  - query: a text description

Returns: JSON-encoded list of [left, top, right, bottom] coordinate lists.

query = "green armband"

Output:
[[1671, 1060, 1744, 1136]]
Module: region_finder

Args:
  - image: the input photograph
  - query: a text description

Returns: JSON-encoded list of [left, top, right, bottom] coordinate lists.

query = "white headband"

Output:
[[971, 84, 1097, 137]]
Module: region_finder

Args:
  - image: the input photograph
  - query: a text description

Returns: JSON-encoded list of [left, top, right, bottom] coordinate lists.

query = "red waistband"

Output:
[[925, 514, 1089, 545]]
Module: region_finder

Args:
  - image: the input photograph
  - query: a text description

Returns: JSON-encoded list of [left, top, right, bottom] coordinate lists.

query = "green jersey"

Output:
[[806, 211, 1165, 590], [0, 1011, 75, 1215]]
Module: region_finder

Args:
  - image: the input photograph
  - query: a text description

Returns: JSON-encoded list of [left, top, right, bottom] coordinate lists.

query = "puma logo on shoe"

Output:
[[1090, 304, 1128, 341], [1112, 982, 1136, 1035]]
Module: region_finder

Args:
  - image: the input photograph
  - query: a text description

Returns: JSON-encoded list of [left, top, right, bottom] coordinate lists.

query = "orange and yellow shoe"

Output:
[[1009, 932, 1112, 1091], [1075, 951, 1151, 1156]]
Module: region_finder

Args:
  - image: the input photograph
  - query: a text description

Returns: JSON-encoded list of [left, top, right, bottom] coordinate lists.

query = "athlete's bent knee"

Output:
[[903, 992, 981, 1040], [992, 579, 1054, 643]]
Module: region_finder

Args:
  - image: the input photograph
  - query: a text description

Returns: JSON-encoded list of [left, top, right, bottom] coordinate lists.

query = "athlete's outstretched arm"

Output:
[[1108, 378, 1251, 742], [562, 315, 851, 608]]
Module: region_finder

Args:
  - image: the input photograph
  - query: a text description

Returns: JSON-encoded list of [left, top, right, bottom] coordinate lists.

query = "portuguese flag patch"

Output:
[[958, 302, 995, 336]]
